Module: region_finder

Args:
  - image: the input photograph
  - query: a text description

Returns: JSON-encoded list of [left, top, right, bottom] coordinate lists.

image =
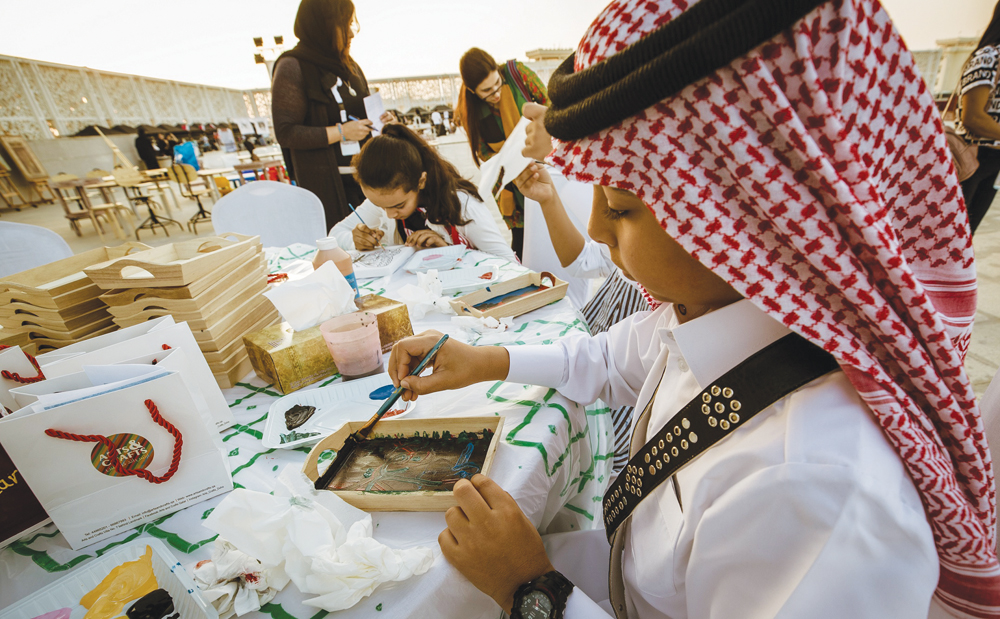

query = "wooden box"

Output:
[[303, 416, 504, 511], [449, 271, 568, 319], [356, 294, 414, 353], [83, 234, 260, 289], [243, 322, 337, 394]]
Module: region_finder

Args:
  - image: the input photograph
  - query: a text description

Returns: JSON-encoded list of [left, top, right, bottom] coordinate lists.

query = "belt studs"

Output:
[[715, 402, 725, 413], [702, 404, 710, 414], [731, 400, 742, 411], [708, 417, 718, 427], [711, 385, 721, 396], [689, 432, 698, 443], [681, 418, 691, 429], [722, 387, 733, 398], [720, 420, 730, 430], [729, 412, 740, 424]]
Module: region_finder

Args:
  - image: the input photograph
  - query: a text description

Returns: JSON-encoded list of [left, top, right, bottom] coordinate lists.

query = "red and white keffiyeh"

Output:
[[549, 0, 998, 615]]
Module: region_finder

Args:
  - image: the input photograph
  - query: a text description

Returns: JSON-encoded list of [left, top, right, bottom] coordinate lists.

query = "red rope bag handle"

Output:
[[0, 344, 45, 384], [44, 399, 183, 484]]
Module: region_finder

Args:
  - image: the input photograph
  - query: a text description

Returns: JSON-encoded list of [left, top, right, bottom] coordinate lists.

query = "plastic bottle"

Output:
[[313, 236, 359, 298]]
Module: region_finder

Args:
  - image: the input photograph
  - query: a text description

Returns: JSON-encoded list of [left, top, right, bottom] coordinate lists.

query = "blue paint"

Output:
[[370, 384, 395, 400]]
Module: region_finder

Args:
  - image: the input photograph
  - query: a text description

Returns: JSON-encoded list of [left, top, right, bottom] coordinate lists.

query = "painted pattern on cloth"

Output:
[[549, 0, 997, 615]]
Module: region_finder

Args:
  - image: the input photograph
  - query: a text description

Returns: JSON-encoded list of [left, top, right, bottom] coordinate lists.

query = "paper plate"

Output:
[[403, 245, 467, 273], [0, 538, 217, 619], [263, 374, 417, 449], [438, 266, 499, 296]]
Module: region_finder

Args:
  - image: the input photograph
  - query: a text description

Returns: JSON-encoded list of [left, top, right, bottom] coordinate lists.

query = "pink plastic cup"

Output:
[[319, 312, 383, 378]]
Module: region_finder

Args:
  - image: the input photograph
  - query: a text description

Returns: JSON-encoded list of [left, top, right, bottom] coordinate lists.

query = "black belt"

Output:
[[603, 333, 839, 540]]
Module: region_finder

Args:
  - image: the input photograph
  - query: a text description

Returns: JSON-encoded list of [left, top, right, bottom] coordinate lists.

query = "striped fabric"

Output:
[[582, 269, 649, 472]]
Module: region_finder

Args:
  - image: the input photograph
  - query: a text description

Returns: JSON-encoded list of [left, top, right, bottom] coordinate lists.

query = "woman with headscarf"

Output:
[[955, 0, 1000, 235], [271, 0, 396, 228], [388, 1, 998, 617], [455, 48, 549, 259]]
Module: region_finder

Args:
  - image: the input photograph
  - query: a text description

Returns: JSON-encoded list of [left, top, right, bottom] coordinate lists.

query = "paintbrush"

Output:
[[314, 333, 450, 490], [348, 202, 386, 251]]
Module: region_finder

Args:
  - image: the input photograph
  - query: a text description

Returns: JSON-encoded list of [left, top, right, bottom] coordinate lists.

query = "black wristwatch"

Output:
[[510, 570, 574, 619]]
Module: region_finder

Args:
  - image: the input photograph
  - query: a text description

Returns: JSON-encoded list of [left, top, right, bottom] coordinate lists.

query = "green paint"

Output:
[[548, 425, 557, 434], [231, 449, 279, 476], [228, 447, 240, 457], [563, 503, 594, 522], [230, 383, 282, 404], [272, 465, 279, 471], [318, 373, 343, 388], [376, 603, 383, 611], [202, 507, 215, 519], [222, 412, 269, 442], [248, 405, 257, 410]]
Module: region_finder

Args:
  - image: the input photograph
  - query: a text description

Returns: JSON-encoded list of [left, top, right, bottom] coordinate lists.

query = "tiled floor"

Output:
[[2, 151, 998, 399]]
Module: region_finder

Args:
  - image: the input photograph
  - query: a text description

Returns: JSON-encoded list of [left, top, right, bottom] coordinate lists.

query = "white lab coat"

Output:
[[329, 191, 517, 263], [506, 300, 938, 618]]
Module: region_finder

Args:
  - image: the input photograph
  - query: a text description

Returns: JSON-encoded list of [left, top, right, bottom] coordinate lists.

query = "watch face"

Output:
[[519, 590, 554, 619]]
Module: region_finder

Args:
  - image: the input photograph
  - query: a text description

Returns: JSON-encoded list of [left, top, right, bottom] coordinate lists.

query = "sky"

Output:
[[0, 0, 996, 91]]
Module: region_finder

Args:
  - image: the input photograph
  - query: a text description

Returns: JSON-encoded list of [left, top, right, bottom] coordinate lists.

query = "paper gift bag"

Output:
[[0, 370, 232, 550], [0, 441, 50, 548], [10, 349, 224, 452], [38, 317, 235, 431], [0, 346, 43, 413]]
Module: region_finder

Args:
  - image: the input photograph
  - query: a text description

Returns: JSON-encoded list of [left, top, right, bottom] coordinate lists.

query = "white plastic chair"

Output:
[[211, 181, 326, 248], [0, 221, 73, 277]]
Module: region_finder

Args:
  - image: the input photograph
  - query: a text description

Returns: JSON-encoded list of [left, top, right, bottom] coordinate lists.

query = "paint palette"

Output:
[[403, 245, 467, 273], [262, 374, 417, 450], [437, 266, 500, 296], [0, 539, 217, 619]]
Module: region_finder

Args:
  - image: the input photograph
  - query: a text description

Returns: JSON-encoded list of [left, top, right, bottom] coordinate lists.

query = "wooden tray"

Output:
[[202, 310, 280, 364], [191, 294, 276, 348], [0, 283, 104, 312], [449, 271, 568, 320], [0, 304, 110, 332], [105, 258, 266, 319], [0, 296, 106, 322], [2, 315, 115, 340], [25, 323, 118, 352], [83, 234, 261, 289], [0, 329, 31, 350], [0, 243, 149, 299], [302, 417, 503, 512], [98, 246, 262, 306], [213, 353, 254, 389], [109, 278, 268, 331]]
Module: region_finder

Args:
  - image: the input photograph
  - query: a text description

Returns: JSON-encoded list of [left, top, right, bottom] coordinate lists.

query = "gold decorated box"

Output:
[[356, 294, 414, 352], [242, 295, 412, 394], [243, 323, 336, 395]]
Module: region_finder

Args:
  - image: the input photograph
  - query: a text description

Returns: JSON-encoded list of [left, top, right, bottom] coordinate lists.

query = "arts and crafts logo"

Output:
[[90, 434, 154, 477]]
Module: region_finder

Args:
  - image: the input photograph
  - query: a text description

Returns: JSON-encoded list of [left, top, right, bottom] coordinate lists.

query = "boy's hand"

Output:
[[522, 103, 555, 161], [514, 162, 556, 204], [440, 474, 555, 613], [388, 331, 510, 401]]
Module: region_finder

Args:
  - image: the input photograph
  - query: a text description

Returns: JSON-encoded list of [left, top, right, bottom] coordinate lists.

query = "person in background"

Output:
[[155, 133, 168, 157], [431, 109, 444, 136], [455, 48, 549, 260], [135, 127, 159, 170], [271, 0, 397, 229], [329, 124, 516, 262], [388, 0, 996, 617], [955, 0, 1000, 234]]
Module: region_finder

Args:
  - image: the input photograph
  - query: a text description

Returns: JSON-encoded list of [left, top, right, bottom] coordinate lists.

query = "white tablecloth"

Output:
[[0, 246, 613, 619]]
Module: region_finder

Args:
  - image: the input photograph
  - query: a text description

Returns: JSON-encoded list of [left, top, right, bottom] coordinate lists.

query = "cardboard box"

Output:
[[356, 294, 413, 352], [243, 322, 337, 395], [243, 295, 413, 395]]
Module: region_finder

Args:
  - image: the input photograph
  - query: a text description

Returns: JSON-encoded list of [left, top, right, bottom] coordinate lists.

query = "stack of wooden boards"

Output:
[[0, 243, 150, 354], [83, 233, 279, 388]]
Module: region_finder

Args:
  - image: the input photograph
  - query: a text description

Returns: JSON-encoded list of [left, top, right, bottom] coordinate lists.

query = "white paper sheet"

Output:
[[363, 92, 386, 134]]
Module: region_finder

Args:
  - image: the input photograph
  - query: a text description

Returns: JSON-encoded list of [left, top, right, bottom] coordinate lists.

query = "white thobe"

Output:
[[329, 191, 517, 263], [506, 300, 938, 618]]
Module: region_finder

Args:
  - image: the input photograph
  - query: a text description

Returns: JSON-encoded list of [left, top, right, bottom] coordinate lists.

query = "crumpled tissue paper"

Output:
[[395, 270, 456, 320], [451, 315, 514, 334], [263, 261, 357, 331], [203, 466, 435, 611], [191, 539, 289, 618]]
